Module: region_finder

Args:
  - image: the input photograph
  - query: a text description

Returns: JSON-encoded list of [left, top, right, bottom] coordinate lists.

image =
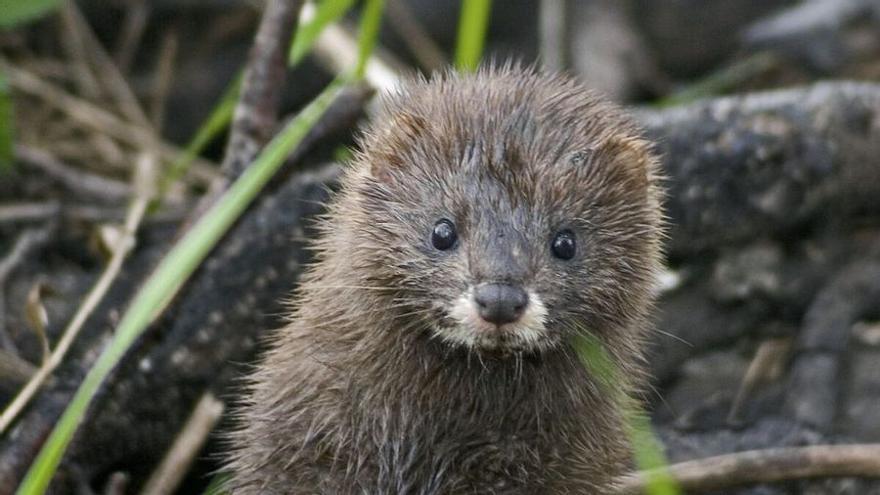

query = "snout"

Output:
[[473, 283, 529, 325]]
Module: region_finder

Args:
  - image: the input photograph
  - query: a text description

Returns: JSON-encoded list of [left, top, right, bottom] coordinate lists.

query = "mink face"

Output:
[[338, 69, 663, 354]]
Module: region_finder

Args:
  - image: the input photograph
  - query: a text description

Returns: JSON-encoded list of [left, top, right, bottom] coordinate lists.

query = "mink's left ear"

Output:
[[370, 111, 427, 184]]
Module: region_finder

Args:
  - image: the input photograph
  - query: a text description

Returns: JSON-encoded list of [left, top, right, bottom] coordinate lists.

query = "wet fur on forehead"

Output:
[[360, 65, 653, 204]]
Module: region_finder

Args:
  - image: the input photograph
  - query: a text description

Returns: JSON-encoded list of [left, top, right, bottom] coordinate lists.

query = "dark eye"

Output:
[[432, 219, 457, 250], [551, 229, 576, 260]]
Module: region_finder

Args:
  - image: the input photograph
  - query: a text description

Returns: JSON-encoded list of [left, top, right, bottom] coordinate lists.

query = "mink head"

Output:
[[332, 67, 664, 354]]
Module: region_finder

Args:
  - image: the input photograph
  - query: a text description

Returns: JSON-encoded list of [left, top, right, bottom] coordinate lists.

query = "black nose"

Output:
[[473, 283, 528, 325]]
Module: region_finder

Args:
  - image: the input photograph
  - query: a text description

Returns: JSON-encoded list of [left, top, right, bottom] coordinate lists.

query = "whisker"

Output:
[[653, 328, 693, 347], [391, 309, 436, 320], [305, 285, 408, 291], [475, 351, 487, 372]]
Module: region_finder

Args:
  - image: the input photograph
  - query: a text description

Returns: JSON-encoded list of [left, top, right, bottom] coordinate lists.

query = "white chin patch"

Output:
[[443, 287, 549, 351]]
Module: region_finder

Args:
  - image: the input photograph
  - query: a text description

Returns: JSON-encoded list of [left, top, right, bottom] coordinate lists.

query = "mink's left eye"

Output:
[[551, 229, 576, 260], [432, 219, 457, 250]]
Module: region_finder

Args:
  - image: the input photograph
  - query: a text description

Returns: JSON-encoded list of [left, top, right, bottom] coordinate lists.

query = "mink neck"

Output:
[[346, 310, 601, 421]]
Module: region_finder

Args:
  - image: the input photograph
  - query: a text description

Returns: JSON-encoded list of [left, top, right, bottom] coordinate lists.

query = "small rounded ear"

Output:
[[593, 135, 654, 190], [370, 111, 427, 183]]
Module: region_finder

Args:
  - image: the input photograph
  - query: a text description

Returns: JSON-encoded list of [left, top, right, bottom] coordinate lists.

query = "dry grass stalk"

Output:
[[140, 393, 225, 495], [613, 444, 880, 494]]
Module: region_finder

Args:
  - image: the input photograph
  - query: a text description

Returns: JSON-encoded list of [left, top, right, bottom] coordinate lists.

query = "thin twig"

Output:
[[0, 348, 37, 387], [47, 135, 128, 174], [140, 392, 224, 495], [0, 153, 157, 434], [0, 292, 11, 353], [150, 29, 178, 131], [68, 204, 188, 223], [0, 349, 37, 385], [16, 145, 132, 202], [539, 0, 569, 71], [0, 202, 60, 223], [386, 0, 447, 71], [21, 58, 73, 81], [727, 337, 791, 423], [25, 282, 52, 366], [613, 444, 880, 494], [114, 0, 150, 74], [58, 2, 101, 99], [0, 226, 53, 284], [0, 201, 188, 224], [221, 0, 304, 179], [102, 472, 129, 495], [62, 0, 153, 127], [90, 133, 130, 172], [0, 225, 54, 353]]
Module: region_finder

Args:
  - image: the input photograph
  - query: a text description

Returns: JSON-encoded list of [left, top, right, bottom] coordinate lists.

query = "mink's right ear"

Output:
[[370, 111, 427, 184], [590, 135, 655, 193]]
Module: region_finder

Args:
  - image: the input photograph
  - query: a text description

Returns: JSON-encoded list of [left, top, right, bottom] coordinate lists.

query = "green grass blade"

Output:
[[0, 71, 12, 173], [626, 412, 680, 495], [289, 0, 357, 66], [0, 0, 60, 28], [574, 333, 681, 495], [15, 79, 346, 495], [455, 0, 492, 71], [201, 473, 229, 495], [354, 0, 386, 79]]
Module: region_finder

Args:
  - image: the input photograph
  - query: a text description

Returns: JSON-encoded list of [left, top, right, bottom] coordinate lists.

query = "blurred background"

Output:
[[1, 1, 880, 494]]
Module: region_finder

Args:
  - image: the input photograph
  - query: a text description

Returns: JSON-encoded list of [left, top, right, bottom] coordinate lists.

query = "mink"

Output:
[[226, 66, 665, 494]]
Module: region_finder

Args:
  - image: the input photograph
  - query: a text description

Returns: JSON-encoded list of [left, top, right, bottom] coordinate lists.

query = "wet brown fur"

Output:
[[225, 66, 665, 494]]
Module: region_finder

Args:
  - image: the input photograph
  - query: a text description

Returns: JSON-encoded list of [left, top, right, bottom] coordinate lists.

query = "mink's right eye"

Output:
[[551, 229, 576, 260], [431, 219, 457, 250]]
